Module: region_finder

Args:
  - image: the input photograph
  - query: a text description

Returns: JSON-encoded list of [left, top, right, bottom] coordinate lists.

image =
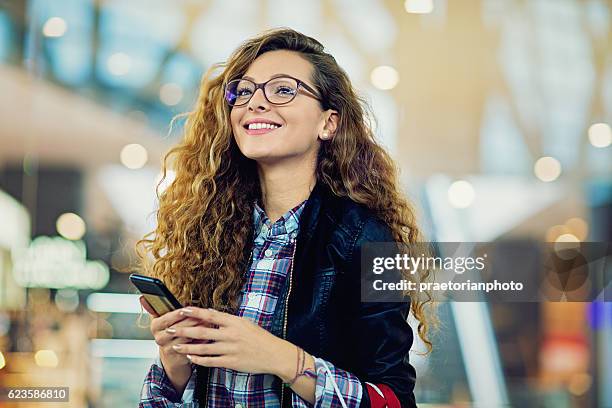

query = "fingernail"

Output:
[[165, 328, 176, 334], [186, 354, 192, 361], [180, 308, 193, 316], [172, 344, 181, 350]]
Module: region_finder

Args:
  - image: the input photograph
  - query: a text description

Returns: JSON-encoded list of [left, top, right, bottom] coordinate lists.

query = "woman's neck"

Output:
[[257, 158, 316, 224]]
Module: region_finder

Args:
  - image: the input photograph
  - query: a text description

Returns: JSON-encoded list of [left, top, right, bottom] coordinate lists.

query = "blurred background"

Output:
[[0, 0, 610, 407]]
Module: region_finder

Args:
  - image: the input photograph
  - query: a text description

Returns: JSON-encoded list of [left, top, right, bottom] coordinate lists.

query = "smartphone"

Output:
[[129, 273, 183, 316]]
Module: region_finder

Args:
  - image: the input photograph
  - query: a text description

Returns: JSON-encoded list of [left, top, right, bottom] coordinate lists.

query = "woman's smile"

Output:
[[244, 123, 283, 136]]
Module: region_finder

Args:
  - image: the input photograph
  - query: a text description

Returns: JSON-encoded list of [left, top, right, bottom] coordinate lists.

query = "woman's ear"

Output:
[[320, 110, 340, 140]]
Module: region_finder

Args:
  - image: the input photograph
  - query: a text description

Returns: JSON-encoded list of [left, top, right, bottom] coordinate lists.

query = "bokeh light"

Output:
[[34, 350, 59, 368], [120, 143, 148, 169], [588, 123, 611, 148], [159, 83, 183, 106], [565, 217, 589, 241], [448, 180, 475, 208], [534, 156, 562, 182], [370, 66, 399, 90], [55, 289, 80, 313], [107, 52, 132, 76], [42, 17, 67, 38], [56, 212, 86, 241], [568, 372, 592, 396], [404, 0, 434, 14]]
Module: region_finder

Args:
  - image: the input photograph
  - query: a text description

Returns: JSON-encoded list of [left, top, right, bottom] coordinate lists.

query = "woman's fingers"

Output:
[[172, 317, 201, 328], [150, 308, 187, 334], [185, 355, 230, 368], [170, 325, 229, 342], [181, 307, 233, 327], [155, 318, 208, 346], [172, 341, 234, 356]]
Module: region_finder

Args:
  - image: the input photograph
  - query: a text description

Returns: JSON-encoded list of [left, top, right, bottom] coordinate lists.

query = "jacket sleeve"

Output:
[[348, 217, 417, 408]]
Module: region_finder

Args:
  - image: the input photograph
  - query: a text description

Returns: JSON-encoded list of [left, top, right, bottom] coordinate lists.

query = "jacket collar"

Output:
[[297, 179, 332, 240]]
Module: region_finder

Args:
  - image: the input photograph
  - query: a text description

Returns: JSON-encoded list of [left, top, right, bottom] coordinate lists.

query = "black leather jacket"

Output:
[[194, 181, 417, 407]]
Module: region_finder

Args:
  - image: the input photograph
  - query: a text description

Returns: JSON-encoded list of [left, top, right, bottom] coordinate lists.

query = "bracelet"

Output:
[[283, 346, 316, 387]]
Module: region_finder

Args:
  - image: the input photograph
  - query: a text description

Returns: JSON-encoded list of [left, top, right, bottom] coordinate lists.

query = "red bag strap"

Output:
[[365, 383, 401, 408], [377, 383, 401, 408], [365, 383, 387, 408]]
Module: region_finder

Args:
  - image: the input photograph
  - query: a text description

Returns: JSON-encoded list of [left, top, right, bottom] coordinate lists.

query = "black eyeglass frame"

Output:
[[224, 75, 322, 107]]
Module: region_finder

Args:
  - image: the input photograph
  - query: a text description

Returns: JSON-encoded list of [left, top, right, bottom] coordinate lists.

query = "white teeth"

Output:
[[247, 123, 280, 130]]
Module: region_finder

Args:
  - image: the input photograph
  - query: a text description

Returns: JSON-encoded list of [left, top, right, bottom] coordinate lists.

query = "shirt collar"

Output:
[[253, 199, 308, 239]]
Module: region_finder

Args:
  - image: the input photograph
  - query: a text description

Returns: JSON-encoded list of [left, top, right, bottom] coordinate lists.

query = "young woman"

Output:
[[138, 28, 432, 408]]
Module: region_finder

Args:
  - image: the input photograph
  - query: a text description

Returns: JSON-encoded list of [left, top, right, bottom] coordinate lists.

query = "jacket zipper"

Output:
[[280, 239, 297, 408]]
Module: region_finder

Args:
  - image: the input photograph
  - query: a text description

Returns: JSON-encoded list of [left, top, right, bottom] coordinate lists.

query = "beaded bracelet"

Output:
[[283, 346, 317, 387]]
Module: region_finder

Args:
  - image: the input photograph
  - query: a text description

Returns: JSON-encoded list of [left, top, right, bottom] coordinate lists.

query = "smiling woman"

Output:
[[136, 27, 433, 408], [229, 52, 337, 170]]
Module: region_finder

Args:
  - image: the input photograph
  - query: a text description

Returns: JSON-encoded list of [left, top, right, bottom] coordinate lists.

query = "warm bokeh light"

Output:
[[34, 350, 59, 368], [120, 143, 148, 169], [107, 52, 132, 76], [555, 233, 580, 243], [565, 217, 589, 241], [546, 224, 570, 242], [588, 123, 612, 148], [55, 289, 80, 313], [42, 17, 67, 38], [159, 83, 183, 106], [370, 66, 399, 90], [553, 233, 581, 259], [448, 180, 475, 208], [534, 156, 562, 182], [404, 0, 434, 14], [56, 212, 86, 241], [568, 373, 592, 396], [0, 351, 5, 370]]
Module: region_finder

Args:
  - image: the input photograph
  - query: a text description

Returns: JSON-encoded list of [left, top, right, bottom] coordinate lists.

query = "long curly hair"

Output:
[[137, 27, 435, 352]]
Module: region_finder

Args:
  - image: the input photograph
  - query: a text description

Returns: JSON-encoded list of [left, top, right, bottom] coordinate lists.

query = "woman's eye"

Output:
[[274, 86, 296, 95], [236, 87, 253, 96]]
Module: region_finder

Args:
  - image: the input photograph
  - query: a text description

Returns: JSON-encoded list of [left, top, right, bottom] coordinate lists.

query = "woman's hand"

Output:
[[140, 297, 202, 393], [169, 307, 294, 378]]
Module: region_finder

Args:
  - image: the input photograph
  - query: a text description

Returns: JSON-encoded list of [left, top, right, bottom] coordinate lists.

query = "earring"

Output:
[[321, 130, 330, 140]]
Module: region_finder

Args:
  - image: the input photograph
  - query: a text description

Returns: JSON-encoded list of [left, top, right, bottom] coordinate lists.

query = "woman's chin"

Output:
[[241, 149, 279, 163]]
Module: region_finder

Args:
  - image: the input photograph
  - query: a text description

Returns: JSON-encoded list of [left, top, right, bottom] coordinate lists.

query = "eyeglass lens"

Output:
[[225, 77, 299, 106]]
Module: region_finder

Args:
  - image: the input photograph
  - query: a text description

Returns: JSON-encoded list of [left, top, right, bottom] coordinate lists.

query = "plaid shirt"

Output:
[[140, 199, 363, 407]]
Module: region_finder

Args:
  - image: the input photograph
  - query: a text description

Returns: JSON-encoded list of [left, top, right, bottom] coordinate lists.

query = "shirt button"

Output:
[[264, 249, 273, 258]]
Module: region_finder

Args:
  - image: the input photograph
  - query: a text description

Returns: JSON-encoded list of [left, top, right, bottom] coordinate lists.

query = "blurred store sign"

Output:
[[0, 190, 30, 251], [12, 236, 109, 289], [90, 339, 156, 359], [86, 293, 141, 313], [0, 189, 29, 309]]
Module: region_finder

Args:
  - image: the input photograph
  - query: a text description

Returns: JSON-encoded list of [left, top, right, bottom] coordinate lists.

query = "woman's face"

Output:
[[230, 50, 332, 165]]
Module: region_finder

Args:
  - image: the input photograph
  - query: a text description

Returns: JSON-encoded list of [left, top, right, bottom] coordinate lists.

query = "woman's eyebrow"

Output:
[[241, 73, 293, 81]]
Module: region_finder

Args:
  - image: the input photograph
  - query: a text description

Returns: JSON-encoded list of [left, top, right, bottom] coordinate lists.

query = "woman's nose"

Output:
[[247, 88, 270, 111]]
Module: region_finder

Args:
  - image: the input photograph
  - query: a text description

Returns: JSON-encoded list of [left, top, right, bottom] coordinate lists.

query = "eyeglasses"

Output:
[[224, 75, 321, 107]]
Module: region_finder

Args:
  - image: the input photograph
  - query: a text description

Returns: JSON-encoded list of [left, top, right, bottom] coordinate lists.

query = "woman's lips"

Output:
[[244, 126, 281, 135]]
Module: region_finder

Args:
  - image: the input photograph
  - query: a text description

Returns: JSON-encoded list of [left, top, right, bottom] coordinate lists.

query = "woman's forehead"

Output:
[[243, 50, 313, 82]]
